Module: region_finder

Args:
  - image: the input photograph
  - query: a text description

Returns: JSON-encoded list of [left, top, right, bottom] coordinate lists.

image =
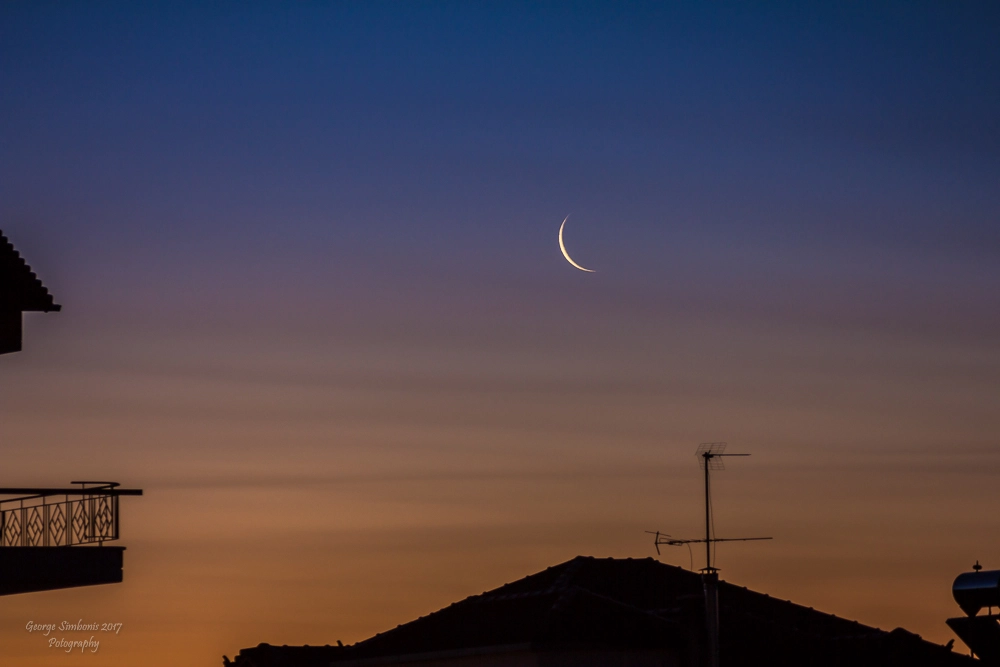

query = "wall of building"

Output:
[[337, 647, 678, 667], [0, 308, 21, 354]]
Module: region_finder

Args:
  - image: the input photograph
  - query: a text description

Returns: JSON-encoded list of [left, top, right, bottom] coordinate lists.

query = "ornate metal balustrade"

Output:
[[0, 482, 143, 548]]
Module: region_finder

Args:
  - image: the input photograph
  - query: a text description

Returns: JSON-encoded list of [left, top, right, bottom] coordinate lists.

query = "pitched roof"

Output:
[[227, 556, 976, 667], [0, 229, 60, 312], [347, 559, 686, 659]]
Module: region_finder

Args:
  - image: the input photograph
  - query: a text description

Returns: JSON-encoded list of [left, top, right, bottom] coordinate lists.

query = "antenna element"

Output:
[[646, 442, 772, 667], [646, 442, 771, 570]]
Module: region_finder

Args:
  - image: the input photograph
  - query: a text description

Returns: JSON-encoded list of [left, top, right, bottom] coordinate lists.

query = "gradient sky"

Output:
[[2, 2, 999, 664]]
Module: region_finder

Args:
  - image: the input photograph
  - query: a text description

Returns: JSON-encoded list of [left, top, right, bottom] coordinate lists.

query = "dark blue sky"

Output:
[[4, 2, 998, 347], [4, 2, 998, 252]]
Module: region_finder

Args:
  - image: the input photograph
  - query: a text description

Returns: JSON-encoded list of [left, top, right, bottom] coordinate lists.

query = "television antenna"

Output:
[[647, 443, 771, 572], [646, 443, 772, 667]]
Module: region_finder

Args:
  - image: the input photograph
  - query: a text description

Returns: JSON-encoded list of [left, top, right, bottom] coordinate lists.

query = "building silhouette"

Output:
[[0, 229, 60, 355], [226, 556, 976, 667], [1, 229, 142, 595]]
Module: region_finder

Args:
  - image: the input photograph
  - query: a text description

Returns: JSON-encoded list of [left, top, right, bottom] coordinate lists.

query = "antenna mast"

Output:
[[698, 442, 755, 571], [648, 442, 771, 571], [647, 442, 771, 667]]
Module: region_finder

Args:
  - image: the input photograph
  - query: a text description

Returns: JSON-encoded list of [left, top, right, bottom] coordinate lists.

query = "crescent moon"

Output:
[[558, 216, 596, 273]]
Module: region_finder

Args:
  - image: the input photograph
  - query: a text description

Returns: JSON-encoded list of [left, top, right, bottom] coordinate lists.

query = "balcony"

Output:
[[0, 482, 142, 595]]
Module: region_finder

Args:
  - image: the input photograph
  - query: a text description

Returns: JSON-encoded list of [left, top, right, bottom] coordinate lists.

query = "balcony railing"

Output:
[[0, 482, 143, 547]]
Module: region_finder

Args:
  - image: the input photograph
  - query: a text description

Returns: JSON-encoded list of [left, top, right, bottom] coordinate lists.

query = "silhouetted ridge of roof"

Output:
[[350, 574, 684, 658], [342, 556, 972, 665], [470, 555, 703, 607], [342, 556, 699, 660], [227, 556, 976, 667], [0, 229, 60, 311]]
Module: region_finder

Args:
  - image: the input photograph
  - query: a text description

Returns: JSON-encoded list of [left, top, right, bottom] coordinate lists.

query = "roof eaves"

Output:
[[0, 229, 61, 312]]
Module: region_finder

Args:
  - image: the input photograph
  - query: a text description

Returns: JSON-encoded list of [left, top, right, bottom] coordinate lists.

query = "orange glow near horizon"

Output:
[[2, 294, 997, 664]]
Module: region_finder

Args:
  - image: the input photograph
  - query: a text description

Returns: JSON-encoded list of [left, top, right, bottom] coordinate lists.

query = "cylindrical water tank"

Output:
[[953, 570, 1000, 617]]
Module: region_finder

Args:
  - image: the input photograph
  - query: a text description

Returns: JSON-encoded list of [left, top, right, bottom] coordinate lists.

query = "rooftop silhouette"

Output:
[[227, 556, 975, 667], [0, 229, 60, 354]]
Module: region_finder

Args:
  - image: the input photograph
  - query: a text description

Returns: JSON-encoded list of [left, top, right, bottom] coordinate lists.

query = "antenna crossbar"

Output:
[[648, 532, 772, 547], [647, 443, 771, 571], [647, 443, 771, 667], [647, 531, 771, 557]]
